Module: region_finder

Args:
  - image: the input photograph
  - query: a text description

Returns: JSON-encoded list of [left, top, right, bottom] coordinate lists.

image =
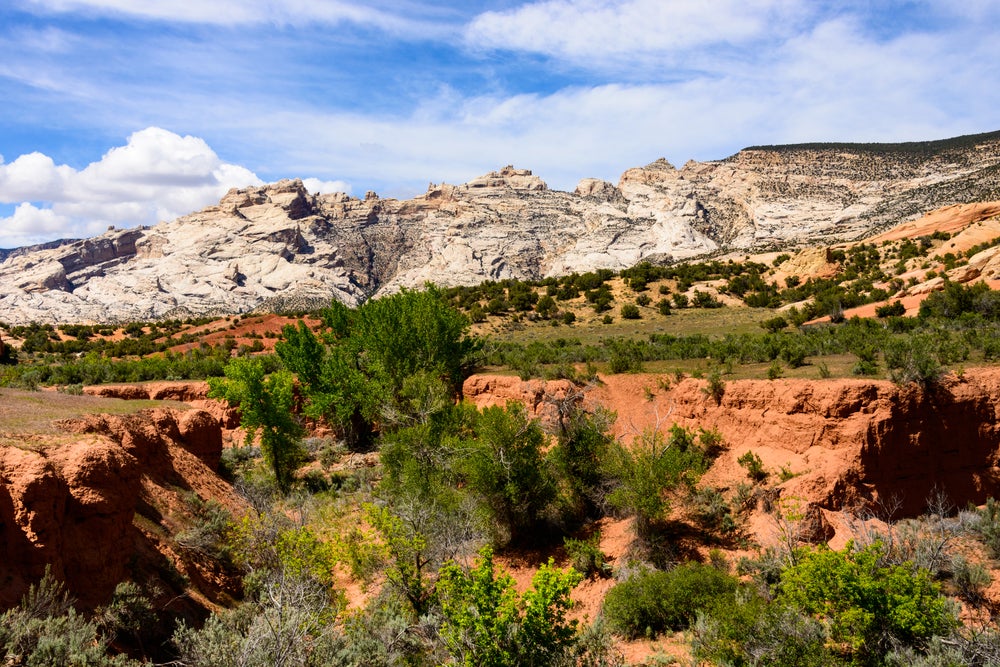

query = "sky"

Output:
[[0, 0, 998, 248]]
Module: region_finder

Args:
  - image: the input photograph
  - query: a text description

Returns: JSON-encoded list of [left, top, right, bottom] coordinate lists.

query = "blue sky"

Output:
[[1, 0, 998, 247]]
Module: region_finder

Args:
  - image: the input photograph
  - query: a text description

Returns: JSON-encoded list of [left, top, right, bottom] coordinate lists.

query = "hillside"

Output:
[[1, 131, 999, 324]]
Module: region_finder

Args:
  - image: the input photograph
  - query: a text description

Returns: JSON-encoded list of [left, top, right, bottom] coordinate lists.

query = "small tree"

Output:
[[208, 358, 304, 494], [437, 548, 581, 667], [463, 402, 556, 546]]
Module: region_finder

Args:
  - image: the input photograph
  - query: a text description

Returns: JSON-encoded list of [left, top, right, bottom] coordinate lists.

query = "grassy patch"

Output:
[[0, 388, 188, 435]]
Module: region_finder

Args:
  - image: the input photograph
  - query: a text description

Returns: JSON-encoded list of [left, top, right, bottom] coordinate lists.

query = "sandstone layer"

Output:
[[1, 132, 999, 324], [464, 370, 1000, 519], [0, 403, 244, 613]]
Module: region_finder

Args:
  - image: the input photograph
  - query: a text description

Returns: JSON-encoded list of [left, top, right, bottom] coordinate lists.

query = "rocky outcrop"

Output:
[[463, 369, 1000, 518], [0, 406, 241, 611], [1, 132, 999, 324]]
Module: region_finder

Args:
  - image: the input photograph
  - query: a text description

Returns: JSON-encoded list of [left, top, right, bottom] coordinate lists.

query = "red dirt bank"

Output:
[[465, 370, 1000, 518]]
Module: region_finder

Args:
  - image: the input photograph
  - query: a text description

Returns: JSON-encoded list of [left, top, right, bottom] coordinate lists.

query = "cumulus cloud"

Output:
[[0, 127, 263, 247]]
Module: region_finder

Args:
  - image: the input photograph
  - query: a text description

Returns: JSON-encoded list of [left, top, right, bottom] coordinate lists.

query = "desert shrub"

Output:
[[738, 451, 767, 482], [437, 548, 582, 667], [876, 300, 906, 318], [620, 303, 641, 319], [0, 568, 136, 667], [564, 533, 610, 579], [690, 486, 737, 535], [691, 593, 830, 667], [463, 402, 557, 546], [779, 543, 956, 661], [951, 555, 992, 604], [607, 340, 644, 373], [602, 563, 738, 639], [692, 290, 723, 308], [970, 497, 1000, 557], [702, 369, 725, 405], [761, 315, 788, 333], [175, 496, 235, 563], [548, 406, 616, 524], [883, 335, 943, 387], [605, 426, 718, 541]]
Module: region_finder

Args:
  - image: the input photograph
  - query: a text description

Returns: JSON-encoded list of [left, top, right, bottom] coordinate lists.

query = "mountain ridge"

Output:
[[1, 132, 999, 324]]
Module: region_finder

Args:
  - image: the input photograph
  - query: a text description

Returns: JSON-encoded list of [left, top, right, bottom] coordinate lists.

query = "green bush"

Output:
[[463, 402, 556, 546], [437, 548, 582, 667], [738, 451, 767, 482], [620, 304, 641, 319], [971, 497, 1000, 557], [564, 534, 610, 579], [779, 543, 956, 660], [761, 316, 788, 333], [692, 593, 829, 667], [603, 563, 738, 638]]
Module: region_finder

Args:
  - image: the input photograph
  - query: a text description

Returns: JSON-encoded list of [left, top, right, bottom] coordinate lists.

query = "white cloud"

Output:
[[23, 0, 435, 31], [465, 0, 805, 62], [0, 128, 264, 247], [302, 178, 351, 195], [0, 203, 78, 247]]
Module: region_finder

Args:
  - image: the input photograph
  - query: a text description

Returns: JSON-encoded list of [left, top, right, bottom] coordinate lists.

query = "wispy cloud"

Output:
[[465, 0, 805, 65], [21, 0, 452, 33], [0, 1, 997, 248]]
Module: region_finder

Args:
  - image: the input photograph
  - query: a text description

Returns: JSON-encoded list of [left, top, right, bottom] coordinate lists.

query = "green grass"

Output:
[[487, 305, 774, 346], [0, 388, 189, 436]]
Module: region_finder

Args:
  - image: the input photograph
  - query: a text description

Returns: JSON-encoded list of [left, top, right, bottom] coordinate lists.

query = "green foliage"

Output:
[[692, 593, 830, 667], [274, 287, 481, 449], [692, 290, 723, 308], [563, 533, 610, 579], [883, 335, 944, 387], [971, 497, 1000, 558], [620, 303, 641, 319], [605, 426, 718, 541], [463, 402, 556, 546], [208, 357, 305, 493], [737, 450, 767, 482], [359, 503, 438, 618], [761, 315, 789, 333], [228, 511, 339, 600], [0, 568, 136, 666], [602, 563, 738, 639], [437, 548, 582, 667], [779, 542, 956, 661], [548, 405, 616, 524], [876, 300, 906, 318], [702, 368, 725, 405]]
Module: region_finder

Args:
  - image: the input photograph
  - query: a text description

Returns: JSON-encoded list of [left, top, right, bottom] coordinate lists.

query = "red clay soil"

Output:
[[167, 314, 320, 354], [465, 369, 1000, 521], [0, 404, 245, 614]]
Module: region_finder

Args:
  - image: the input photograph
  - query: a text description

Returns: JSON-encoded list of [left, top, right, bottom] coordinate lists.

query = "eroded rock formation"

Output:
[[0, 405, 242, 611], [1, 132, 999, 323], [464, 369, 1000, 518]]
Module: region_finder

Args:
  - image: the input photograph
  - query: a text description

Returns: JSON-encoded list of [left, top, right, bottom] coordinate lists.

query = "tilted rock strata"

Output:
[[1, 133, 999, 324]]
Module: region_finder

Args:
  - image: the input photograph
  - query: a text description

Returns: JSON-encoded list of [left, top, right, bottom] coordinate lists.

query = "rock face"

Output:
[[2, 132, 1000, 324], [463, 369, 1000, 518], [0, 406, 241, 611]]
